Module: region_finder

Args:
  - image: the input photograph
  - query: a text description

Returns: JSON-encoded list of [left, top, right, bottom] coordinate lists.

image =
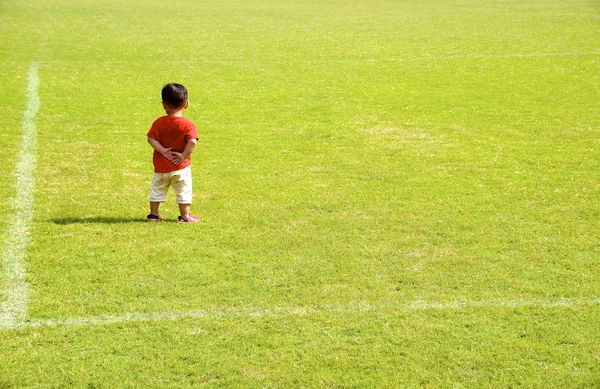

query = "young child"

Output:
[[146, 83, 200, 223]]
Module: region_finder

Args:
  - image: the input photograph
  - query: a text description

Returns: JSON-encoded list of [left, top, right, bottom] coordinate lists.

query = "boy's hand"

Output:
[[171, 152, 185, 164], [161, 148, 179, 164]]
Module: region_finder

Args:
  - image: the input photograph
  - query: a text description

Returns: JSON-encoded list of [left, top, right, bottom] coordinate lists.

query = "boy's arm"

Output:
[[172, 138, 197, 164], [147, 137, 177, 162]]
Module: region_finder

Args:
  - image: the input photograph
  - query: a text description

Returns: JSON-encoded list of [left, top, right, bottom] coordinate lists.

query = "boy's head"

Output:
[[161, 83, 188, 109]]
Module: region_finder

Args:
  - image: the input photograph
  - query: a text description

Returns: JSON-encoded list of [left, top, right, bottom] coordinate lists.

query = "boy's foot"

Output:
[[177, 215, 200, 223], [147, 213, 163, 221]]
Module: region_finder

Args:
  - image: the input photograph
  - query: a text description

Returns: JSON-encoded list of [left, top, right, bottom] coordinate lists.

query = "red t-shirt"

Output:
[[147, 116, 199, 173]]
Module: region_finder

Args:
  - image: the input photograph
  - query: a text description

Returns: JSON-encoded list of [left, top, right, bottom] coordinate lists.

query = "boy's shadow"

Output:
[[52, 217, 168, 225]]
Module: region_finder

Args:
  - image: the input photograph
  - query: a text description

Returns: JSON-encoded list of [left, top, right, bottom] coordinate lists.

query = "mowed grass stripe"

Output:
[[14, 50, 600, 66], [0, 63, 39, 329], [10, 296, 599, 330]]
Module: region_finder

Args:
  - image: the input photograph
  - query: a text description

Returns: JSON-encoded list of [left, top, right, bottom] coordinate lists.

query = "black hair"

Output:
[[161, 83, 188, 108]]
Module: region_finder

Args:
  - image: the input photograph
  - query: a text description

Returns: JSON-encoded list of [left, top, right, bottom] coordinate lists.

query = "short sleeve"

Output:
[[185, 121, 199, 142], [147, 120, 158, 139]]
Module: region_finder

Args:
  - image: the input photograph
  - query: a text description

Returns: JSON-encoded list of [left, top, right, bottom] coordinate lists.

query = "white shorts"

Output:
[[149, 166, 193, 204]]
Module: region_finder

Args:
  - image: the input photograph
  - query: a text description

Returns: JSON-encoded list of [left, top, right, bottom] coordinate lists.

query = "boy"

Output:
[[146, 83, 200, 223]]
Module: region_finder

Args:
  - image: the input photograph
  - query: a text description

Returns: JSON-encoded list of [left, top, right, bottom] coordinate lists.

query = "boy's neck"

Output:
[[166, 109, 184, 117], [162, 101, 188, 117]]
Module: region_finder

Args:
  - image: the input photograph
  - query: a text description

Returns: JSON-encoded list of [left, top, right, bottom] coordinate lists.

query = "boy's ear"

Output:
[[183, 100, 189, 109]]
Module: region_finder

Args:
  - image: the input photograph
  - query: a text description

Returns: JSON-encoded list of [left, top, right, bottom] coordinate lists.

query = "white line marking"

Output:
[[4, 297, 598, 330], [0, 63, 39, 328]]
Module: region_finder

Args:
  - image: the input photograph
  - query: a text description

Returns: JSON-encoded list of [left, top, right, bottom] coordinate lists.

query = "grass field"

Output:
[[1, 0, 600, 387]]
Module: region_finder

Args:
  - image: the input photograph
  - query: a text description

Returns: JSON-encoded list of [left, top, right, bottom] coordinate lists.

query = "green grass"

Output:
[[1, 0, 600, 387]]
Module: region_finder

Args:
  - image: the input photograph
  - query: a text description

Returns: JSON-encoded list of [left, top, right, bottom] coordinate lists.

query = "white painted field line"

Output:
[[9, 296, 599, 330], [0, 63, 39, 328]]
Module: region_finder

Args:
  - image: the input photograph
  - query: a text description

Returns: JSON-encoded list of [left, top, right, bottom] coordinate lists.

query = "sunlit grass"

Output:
[[1, 0, 599, 387]]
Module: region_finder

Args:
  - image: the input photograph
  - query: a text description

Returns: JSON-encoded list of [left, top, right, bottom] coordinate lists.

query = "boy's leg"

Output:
[[178, 203, 191, 217], [150, 202, 162, 215], [177, 203, 199, 222], [148, 172, 169, 219], [171, 167, 198, 222]]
